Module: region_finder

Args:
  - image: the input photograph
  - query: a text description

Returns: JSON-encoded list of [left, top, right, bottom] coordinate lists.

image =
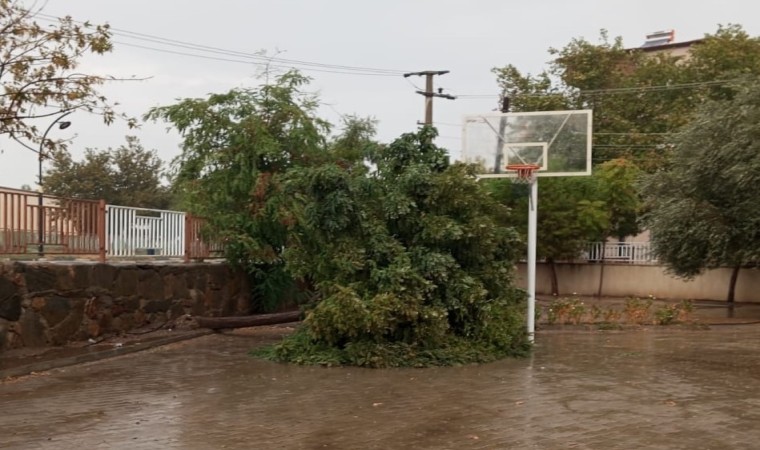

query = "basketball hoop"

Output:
[[505, 164, 540, 183]]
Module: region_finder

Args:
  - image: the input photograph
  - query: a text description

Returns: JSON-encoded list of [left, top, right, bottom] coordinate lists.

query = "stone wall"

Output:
[[0, 262, 251, 352]]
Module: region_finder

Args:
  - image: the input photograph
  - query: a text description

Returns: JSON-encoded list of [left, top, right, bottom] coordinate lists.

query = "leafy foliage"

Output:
[[641, 77, 760, 279], [151, 73, 529, 365], [686, 25, 760, 90], [259, 127, 530, 367], [0, 0, 136, 151], [487, 26, 760, 269], [494, 25, 760, 172], [548, 31, 700, 170], [594, 158, 642, 240], [146, 71, 330, 311], [492, 65, 570, 112], [43, 136, 172, 208], [329, 115, 379, 165], [485, 159, 639, 294], [486, 177, 608, 263]]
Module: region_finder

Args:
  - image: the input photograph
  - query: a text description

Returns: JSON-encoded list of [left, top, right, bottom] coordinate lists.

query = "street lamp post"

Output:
[[36, 111, 73, 257]]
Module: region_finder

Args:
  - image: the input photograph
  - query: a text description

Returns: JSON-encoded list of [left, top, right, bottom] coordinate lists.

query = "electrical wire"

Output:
[[35, 15, 739, 91], [580, 80, 733, 95], [594, 132, 673, 136], [113, 41, 400, 76], [457, 93, 562, 99], [457, 79, 737, 99], [404, 77, 424, 91], [35, 13, 410, 76]]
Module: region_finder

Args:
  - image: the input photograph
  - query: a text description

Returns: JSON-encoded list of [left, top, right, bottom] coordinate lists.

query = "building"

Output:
[[633, 30, 703, 60]]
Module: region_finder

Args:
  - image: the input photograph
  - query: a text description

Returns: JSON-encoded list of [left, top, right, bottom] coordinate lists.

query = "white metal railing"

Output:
[[583, 241, 657, 264], [106, 205, 185, 257]]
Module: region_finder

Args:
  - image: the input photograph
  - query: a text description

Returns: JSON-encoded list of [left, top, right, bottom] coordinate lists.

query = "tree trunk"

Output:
[[727, 265, 741, 304], [548, 258, 559, 295], [596, 247, 606, 298], [196, 310, 301, 330]]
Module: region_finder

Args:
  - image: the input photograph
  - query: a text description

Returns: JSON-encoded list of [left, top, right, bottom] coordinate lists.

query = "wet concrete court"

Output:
[[2, 325, 760, 449]]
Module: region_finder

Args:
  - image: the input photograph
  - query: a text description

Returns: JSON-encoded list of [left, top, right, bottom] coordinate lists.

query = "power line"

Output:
[[594, 132, 673, 136], [594, 145, 673, 148], [35, 13, 410, 76], [580, 80, 733, 95], [456, 92, 562, 99], [456, 79, 738, 100], [113, 41, 400, 76], [404, 77, 424, 92], [110, 31, 406, 75]]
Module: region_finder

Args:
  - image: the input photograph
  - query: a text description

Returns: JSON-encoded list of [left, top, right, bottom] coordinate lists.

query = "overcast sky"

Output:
[[1, 0, 759, 189]]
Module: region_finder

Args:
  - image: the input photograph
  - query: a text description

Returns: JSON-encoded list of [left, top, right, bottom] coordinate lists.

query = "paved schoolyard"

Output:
[[2, 324, 760, 449]]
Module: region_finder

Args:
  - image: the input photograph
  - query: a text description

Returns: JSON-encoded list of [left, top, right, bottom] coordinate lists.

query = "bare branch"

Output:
[[0, 0, 140, 147]]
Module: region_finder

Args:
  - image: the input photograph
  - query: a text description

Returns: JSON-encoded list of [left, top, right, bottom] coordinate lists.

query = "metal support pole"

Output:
[[34, 110, 74, 258], [527, 177, 538, 343], [37, 155, 43, 257]]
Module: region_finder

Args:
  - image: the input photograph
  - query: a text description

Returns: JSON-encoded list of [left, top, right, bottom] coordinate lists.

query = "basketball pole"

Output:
[[527, 177, 537, 343]]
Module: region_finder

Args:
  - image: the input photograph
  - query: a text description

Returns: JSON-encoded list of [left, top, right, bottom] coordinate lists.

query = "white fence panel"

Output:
[[584, 242, 657, 264], [106, 205, 186, 257]]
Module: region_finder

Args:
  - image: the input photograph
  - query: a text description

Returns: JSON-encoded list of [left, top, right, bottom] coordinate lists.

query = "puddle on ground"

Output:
[[2, 326, 760, 449]]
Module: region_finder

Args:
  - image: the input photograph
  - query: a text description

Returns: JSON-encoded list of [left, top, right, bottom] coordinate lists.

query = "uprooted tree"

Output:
[[641, 77, 760, 302], [257, 127, 530, 367], [150, 72, 530, 366], [0, 0, 136, 151], [146, 71, 331, 312]]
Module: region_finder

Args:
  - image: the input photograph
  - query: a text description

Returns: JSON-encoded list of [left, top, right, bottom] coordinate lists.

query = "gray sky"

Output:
[[2, 0, 759, 188]]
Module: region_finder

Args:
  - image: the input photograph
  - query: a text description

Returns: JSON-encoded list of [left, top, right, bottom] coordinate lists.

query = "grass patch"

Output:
[[541, 297, 696, 327]]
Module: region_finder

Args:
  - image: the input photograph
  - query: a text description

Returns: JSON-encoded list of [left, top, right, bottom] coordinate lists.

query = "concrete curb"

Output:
[[0, 329, 213, 380]]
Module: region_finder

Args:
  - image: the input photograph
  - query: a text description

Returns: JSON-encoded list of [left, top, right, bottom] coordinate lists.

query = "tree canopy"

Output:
[[260, 127, 529, 367], [487, 24, 760, 269], [0, 0, 135, 152], [494, 24, 760, 172], [640, 77, 760, 301], [43, 136, 172, 209], [146, 71, 330, 311], [490, 31, 651, 274]]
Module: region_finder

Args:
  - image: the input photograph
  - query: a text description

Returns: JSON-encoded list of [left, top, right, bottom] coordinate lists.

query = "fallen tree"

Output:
[[196, 310, 301, 330]]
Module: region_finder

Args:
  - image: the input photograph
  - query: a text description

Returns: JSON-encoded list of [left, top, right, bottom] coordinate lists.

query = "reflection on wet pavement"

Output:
[[2, 325, 760, 449]]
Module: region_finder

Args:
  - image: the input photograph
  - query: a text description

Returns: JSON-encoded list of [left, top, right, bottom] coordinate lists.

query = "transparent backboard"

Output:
[[461, 110, 592, 178]]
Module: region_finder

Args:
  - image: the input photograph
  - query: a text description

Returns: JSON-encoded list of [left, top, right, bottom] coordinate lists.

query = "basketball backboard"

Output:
[[461, 110, 592, 178]]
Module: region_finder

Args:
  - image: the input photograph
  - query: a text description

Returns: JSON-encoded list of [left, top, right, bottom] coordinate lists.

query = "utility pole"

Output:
[[403, 70, 456, 125]]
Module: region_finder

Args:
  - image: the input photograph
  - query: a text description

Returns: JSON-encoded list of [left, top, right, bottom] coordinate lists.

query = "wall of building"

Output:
[[516, 262, 760, 302], [0, 262, 251, 352]]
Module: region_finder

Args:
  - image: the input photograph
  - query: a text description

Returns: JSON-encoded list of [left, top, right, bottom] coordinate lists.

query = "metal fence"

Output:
[[0, 189, 105, 259], [185, 215, 225, 261], [106, 205, 186, 257], [3, 187, 659, 265], [584, 241, 657, 264], [0, 187, 222, 261]]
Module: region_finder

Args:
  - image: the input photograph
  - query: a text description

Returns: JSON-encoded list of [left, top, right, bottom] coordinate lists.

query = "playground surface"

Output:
[[2, 320, 760, 449]]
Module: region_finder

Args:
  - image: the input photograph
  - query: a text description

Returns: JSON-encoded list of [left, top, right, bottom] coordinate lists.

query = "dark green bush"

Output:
[[256, 127, 530, 367]]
